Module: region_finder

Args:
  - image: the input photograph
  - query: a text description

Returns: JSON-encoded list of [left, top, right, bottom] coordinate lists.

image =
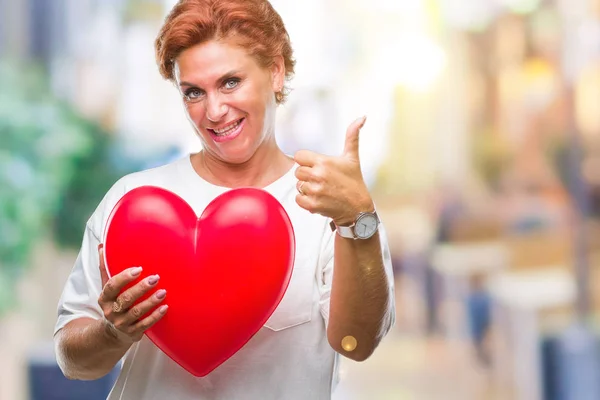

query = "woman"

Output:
[[54, 1, 395, 399]]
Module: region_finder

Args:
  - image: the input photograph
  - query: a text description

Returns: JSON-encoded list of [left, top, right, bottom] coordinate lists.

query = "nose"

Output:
[[205, 93, 228, 123]]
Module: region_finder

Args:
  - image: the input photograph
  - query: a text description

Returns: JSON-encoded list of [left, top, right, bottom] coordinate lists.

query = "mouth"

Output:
[[207, 118, 245, 142]]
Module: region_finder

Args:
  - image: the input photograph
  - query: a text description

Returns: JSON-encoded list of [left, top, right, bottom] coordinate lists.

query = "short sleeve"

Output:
[[316, 222, 396, 334], [53, 222, 104, 336]]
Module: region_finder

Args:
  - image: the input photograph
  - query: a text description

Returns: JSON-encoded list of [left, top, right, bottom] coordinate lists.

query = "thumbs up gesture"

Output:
[[293, 116, 374, 226]]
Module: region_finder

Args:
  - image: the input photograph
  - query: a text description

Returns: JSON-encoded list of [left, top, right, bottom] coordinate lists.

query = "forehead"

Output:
[[175, 39, 259, 83]]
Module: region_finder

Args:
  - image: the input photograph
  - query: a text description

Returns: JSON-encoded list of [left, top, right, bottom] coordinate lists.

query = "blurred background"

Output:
[[1, 0, 600, 399]]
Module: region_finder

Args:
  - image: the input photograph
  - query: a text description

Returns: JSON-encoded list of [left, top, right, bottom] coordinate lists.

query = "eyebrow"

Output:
[[179, 70, 242, 88]]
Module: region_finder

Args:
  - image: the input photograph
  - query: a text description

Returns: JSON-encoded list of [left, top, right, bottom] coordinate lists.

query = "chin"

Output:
[[207, 141, 260, 165]]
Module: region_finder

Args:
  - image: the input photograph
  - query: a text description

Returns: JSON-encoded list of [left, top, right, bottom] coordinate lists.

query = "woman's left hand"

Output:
[[294, 116, 374, 226]]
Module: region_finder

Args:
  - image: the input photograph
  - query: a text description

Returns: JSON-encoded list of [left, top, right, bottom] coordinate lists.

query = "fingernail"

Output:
[[147, 275, 160, 285], [130, 267, 143, 277], [155, 289, 167, 300], [159, 305, 168, 314]]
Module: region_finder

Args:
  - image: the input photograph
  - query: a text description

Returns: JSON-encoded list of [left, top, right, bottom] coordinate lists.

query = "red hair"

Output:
[[155, 0, 295, 103]]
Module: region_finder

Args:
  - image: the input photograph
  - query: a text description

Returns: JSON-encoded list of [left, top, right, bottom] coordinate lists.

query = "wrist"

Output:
[[333, 199, 375, 226]]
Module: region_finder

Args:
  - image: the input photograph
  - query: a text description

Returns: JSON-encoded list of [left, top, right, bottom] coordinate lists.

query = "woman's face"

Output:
[[175, 39, 284, 164]]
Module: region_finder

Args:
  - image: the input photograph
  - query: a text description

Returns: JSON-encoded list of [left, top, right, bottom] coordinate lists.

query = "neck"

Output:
[[191, 140, 294, 189]]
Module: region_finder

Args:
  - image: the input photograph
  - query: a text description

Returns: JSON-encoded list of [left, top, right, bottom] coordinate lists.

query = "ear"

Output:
[[270, 55, 285, 92]]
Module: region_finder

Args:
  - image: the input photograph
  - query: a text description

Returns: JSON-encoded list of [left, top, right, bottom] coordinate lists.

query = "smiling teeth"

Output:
[[214, 119, 241, 135]]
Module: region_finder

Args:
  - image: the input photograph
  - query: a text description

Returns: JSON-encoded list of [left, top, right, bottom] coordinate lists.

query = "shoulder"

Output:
[[118, 157, 186, 190], [86, 157, 187, 240]]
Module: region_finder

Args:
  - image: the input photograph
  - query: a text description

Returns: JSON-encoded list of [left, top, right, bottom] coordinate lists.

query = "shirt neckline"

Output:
[[178, 153, 297, 198]]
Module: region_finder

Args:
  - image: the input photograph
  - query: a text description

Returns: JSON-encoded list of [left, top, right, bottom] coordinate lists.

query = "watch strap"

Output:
[[329, 220, 356, 239], [329, 210, 380, 239]]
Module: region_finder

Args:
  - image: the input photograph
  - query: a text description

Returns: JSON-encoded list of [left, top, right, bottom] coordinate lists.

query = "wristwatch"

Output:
[[329, 211, 380, 240]]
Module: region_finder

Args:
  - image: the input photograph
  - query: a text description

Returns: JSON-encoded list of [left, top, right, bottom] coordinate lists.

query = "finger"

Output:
[[100, 266, 144, 302], [343, 116, 366, 160], [131, 304, 169, 334], [294, 166, 314, 182], [295, 193, 318, 214], [296, 180, 318, 197], [116, 275, 161, 312], [294, 149, 325, 167], [124, 288, 167, 324], [98, 244, 109, 288]]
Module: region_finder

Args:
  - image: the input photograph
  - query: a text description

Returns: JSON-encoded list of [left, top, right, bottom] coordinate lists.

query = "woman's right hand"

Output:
[[97, 244, 168, 344]]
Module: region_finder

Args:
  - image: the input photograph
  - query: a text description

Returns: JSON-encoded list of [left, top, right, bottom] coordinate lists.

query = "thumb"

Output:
[[343, 116, 367, 160]]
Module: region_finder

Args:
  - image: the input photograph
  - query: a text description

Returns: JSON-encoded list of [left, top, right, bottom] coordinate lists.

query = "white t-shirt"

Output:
[[54, 155, 395, 400]]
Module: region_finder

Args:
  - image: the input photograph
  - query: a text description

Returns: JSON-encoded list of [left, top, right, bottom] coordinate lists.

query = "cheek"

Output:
[[182, 106, 209, 141], [237, 82, 271, 112], [184, 104, 205, 124]]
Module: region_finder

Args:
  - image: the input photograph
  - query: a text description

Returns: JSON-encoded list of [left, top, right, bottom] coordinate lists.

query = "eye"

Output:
[[184, 88, 204, 102], [223, 78, 240, 90]]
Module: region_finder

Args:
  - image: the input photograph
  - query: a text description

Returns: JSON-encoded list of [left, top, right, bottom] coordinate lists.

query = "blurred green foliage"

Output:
[[0, 61, 132, 315]]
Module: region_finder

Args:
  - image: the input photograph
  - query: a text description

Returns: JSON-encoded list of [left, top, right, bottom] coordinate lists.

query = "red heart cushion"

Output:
[[103, 186, 295, 377]]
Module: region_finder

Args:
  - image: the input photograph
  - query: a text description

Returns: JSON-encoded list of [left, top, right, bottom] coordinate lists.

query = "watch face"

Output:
[[355, 213, 378, 239]]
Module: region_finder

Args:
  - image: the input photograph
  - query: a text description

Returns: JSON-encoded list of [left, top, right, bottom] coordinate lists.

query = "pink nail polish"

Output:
[[159, 305, 168, 314], [147, 275, 160, 285], [130, 267, 143, 277], [155, 289, 167, 299]]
